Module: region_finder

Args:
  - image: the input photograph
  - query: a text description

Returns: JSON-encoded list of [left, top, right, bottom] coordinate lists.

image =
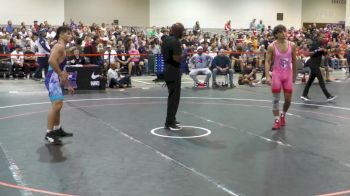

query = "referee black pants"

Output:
[[164, 64, 181, 126], [302, 65, 331, 98]]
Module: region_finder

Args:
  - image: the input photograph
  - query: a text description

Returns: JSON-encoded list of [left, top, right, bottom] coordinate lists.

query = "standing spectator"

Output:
[[6, 20, 14, 34], [193, 21, 201, 36], [256, 20, 265, 32], [249, 19, 257, 31], [34, 29, 50, 80], [70, 19, 77, 30], [224, 20, 231, 36], [33, 21, 39, 33]]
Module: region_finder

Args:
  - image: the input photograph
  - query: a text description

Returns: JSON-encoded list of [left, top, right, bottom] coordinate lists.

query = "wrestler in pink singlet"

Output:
[[271, 41, 293, 94]]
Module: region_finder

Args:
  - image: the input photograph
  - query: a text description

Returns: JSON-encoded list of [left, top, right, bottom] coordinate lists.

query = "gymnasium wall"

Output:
[[149, 0, 303, 29], [0, 0, 64, 26], [64, 0, 150, 27], [302, 0, 346, 24]]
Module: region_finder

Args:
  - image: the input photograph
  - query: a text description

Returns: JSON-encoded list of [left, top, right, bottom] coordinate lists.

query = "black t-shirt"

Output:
[[0, 45, 8, 60], [332, 32, 339, 42], [116, 50, 129, 62], [161, 36, 182, 67], [212, 55, 231, 69], [24, 51, 36, 63]]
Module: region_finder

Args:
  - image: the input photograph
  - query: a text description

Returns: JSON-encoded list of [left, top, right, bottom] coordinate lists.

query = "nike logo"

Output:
[[91, 72, 100, 80]]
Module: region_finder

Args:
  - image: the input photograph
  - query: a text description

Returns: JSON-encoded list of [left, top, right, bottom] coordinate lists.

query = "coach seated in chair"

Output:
[[107, 62, 131, 88], [189, 46, 212, 86], [212, 49, 234, 88]]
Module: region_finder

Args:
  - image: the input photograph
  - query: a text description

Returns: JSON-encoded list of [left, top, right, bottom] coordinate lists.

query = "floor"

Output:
[[0, 72, 350, 196]]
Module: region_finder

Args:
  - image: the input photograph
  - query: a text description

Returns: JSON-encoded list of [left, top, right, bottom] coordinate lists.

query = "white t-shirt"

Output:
[[11, 50, 24, 65], [107, 68, 118, 85], [104, 50, 117, 64], [46, 31, 56, 40]]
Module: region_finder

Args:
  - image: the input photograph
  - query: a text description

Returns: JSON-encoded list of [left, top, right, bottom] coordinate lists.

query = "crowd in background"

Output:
[[0, 19, 349, 87]]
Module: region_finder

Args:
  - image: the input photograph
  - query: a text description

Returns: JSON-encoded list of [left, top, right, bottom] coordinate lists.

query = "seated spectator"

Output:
[[107, 62, 131, 88], [211, 49, 234, 88], [149, 40, 161, 54], [238, 61, 258, 86], [68, 48, 86, 65], [320, 55, 333, 82], [7, 38, 16, 52], [189, 46, 212, 86], [10, 46, 24, 78], [138, 41, 149, 74], [231, 45, 245, 72], [116, 44, 132, 75], [23, 45, 39, 78], [103, 44, 117, 69], [0, 39, 11, 76], [129, 43, 144, 75]]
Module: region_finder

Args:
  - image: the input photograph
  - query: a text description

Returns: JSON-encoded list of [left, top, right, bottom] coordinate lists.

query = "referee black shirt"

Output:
[[161, 35, 182, 68]]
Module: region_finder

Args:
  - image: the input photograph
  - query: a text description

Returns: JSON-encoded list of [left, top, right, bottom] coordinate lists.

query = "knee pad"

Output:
[[273, 93, 280, 110]]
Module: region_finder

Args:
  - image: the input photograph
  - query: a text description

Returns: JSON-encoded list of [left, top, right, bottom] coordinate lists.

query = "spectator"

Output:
[[193, 21, 201, 36], [149, 39, 161, 54], [33, 21, 39, 33], [116, 44, 132, 75], [33, 29, 50, 80], [46, 28, 56, 40], [257, 20, 265, 32], [103, 44, 118, 76], [19, 28, 28, 39], [23, 45, 39, 78], [0, 39, 11, 75], [129, 43, 144, 75], [107, 62, 131, 88], [224, 20, 231, 36], [249, 19, 257, 31], [212, 49, 234, 88], [238, 60, 258, 86], [10, 46, 24, 78], [68, 48, 85, 65], [189, 46, 212, 86], [6, 20, 14, 34]]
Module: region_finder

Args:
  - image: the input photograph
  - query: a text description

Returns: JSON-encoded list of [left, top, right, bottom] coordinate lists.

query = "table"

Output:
[[65, 64, 105, 90]]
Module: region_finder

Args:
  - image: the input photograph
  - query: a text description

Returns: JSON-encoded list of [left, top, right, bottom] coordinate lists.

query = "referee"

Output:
[[301, 37, 336, 102], [161, 23, 184, 131]]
